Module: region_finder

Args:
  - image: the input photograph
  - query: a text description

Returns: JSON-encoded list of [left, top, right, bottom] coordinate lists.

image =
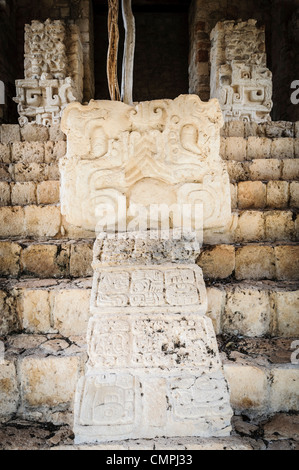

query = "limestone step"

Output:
[[1, 238, 298, 282], [0, 206, 298, 242], [0, 333, 298, 425], [1, 412, 298, 449], [0, 277, 298, 338], [1, 180, 298, 211]]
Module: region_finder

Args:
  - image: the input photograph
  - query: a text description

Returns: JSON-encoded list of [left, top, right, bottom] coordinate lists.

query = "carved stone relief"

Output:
[[60, 95, 231, 234], [210, 20, 273, 122], [14, 19, 83, 126]]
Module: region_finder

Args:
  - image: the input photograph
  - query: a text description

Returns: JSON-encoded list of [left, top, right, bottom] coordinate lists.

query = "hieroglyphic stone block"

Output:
[[14, 20, 83, 126], [90, 265, 207, 314], [60, 95, 231, 235], [74, 368, 232, 443], [210, 20, 273, 123]]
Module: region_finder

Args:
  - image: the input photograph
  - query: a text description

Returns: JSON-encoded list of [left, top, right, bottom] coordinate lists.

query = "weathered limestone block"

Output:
[[210, 20, 273, 123], [269, 368, 299, 413], [73, 232, 233, 444], [11, 182, 36, 206], [60, 95, 231, 236], [14, 20, 84, 127], [0, 361, 19, 421]]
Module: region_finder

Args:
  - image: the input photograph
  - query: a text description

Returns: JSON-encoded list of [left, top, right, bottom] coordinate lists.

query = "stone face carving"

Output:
[[14, 20, 83, 126], [210, 20, 273, 123], [60, 95, 231, 235]]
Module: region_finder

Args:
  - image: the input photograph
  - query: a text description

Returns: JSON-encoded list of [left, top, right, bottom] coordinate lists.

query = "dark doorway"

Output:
[[93, 0, 190, 102]]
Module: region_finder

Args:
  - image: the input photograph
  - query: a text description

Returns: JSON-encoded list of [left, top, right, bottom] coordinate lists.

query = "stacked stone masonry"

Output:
[[0, 120, 298, 429]]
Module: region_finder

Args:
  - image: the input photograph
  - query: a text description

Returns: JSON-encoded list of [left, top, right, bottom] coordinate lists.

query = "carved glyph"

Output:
[[14, 19, 83, 126], [210, 20, 273, 122], [60, 95, 231, 234]]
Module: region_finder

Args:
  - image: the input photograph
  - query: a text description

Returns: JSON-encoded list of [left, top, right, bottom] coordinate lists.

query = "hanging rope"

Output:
[[107, 0, 121, 101]]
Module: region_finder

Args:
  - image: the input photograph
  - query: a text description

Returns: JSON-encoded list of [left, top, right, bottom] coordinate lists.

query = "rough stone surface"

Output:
[[0, 362, 19, 421], [36, 181, 60, 205], [269, 368, 299, 413], [266, 181, 289, 209], [223, 288, 271, 337], [238, 181, 266, 209], [235, 246, 275, 280], [11, 182, 36, 206], [197, 245, 235, 279], [275, 246, 299, 281], [274, 291, 299, 337]]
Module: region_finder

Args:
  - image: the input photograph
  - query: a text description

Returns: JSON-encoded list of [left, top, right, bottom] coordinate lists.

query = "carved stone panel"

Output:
[[86, 314, 220, 370], [210, 20, 273, 123], [90, 265, 208, 315], [60, 95, 231, 233], [74, 368, 232, 443]]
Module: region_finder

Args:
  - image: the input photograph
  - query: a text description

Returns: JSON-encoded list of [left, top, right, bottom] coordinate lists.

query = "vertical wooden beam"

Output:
[[121, 0, 135, 105], [107, 0, 121, 101]]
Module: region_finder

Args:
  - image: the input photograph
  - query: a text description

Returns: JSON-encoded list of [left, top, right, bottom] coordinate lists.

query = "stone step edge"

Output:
[[52, 436, 254, 450]]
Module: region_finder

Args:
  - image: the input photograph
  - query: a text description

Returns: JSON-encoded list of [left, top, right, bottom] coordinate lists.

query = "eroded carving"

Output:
[[210, 20, 273, 122], [14, 19, 83, 126], [60, 95, 231, 233]]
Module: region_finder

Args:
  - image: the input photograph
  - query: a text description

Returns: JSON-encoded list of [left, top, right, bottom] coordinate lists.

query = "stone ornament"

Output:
[[14, 19, 83, 127], [60, 94, 231, 234], [210, 20, 273, 123]]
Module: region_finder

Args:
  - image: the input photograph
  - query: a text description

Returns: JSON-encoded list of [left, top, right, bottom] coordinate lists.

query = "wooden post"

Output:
[[121, 0, 135, 105], [107, 0, 121, 101]]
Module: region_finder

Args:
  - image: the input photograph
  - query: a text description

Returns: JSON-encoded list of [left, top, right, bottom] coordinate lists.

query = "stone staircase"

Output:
[[0, 121, 298, 449]]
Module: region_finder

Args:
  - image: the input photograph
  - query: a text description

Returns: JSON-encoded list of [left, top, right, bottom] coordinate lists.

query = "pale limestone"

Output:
[[1, 125, 21, 144], [11, 142, 45, 163], [269, 368, 299, 413], [0, 361, 19, 421], [238, 181, 266, 209], [0, 290, 19, 335], [246, 137, 271, 160], [24, 206, 61, 238], [248, 159, 282, 181], [266, 181, 289, 209], [274, 291, 299, 337], [70, 243, 93, 278], [236, 211, 265, 242], [19, 290, 51, 333], [206, 287, 225, 335], [60, 95, 231, 234], [226, 161, 246, 182], [290, 181, 299, 208], [227, 121, 245, 138], [210, 20, 272, 123], [13, 162, 48, 182], [36, 181, 60, 205], [295, 138, 299, 158], [225, 137, 246, 161], [235, 246, 275, 280], [223, 288, 271, 337], [197, 245, 235, 279], [52, 289, 90, 336], [0, 181, 10, 206], [0, 206, 24, 237], [0, 143, 11, 163], [275, 246, 299, 281], [224, 364, 268, 412], [271, 138, 294, 159], [265, 121, 294, 138], [265, 211, 295, 242], [20, 124, 49, 142], [282, 159, 299, 180], [0, 241, 21, 277], [11, 182, 36, 206], [49, 123, 66, 142], [45, 141, 66, 163], [20, 244, 69, 278], [230, 183, 237, 209], [19, 356, 79, 408]]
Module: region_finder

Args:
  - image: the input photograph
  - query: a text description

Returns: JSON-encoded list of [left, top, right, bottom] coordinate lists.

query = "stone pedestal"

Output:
[[59, 95, 233, 444], [73, 232, 233, 444]]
